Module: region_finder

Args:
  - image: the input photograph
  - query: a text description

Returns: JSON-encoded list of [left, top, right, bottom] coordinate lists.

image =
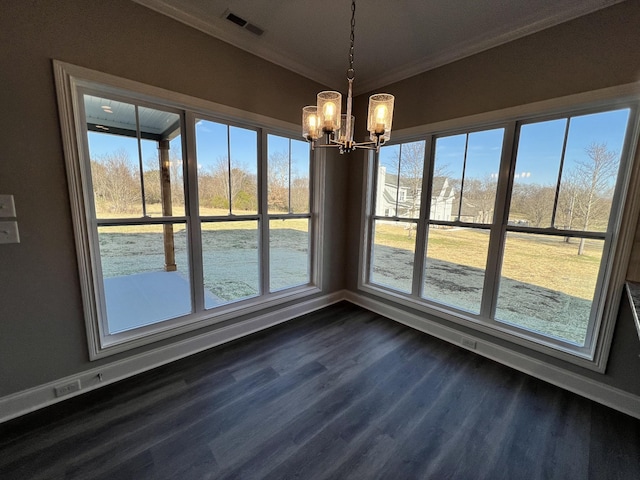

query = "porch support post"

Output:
[[159, 139, 176, 272]]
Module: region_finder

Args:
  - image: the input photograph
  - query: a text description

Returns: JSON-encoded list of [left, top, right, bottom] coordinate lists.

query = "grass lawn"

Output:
[[372, 223, 603, 344], [96, 204, 599, 344], [373, 223, 602, 300], [97, 212, 310, 304]]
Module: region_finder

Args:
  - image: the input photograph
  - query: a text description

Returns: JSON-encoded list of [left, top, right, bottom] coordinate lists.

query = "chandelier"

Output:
[[302, 0, 394, 154]]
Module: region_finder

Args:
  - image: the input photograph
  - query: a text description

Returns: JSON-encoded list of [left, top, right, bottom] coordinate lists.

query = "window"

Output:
[[424, 128, 504, 314], [56, 63, 320, 358], [267, 134, 312, 291], [363, 100, 639, 365]]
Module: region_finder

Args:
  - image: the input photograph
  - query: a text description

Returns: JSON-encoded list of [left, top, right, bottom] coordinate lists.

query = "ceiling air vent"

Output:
[[224, 10, 264, 36]]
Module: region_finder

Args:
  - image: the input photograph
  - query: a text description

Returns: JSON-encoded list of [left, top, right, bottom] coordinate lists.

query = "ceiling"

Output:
[[133, 0, 625, 95]]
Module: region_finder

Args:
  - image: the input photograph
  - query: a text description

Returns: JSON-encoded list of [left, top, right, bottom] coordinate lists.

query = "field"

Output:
[[96, 203, 599, 344], [97, 209, 310, 301], [372, 223, 602, 344]]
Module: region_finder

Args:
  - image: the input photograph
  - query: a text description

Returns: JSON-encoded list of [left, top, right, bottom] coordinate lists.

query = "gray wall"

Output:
[[348, 1, 640, 395], [0, 0, 346, 396]]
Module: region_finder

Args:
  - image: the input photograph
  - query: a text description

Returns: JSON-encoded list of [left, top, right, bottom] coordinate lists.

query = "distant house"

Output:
[[458, 198, 494, 223], [376, 166, 455, 220]]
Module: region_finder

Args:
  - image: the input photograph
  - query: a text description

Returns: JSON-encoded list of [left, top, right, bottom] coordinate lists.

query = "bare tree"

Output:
[[290, 176, 309, 213], [169, 149, 185, 208], [142, 158, 161, 205], [567, 142, 619, 254], [463, 176, 498, 223], [556, 177, 579, 243], [268, 151, 290, 213], [91, 149, 140, 214], [510, 183, 555, 227], [198, 156, 257, 212], [398, 142, 425, 222]]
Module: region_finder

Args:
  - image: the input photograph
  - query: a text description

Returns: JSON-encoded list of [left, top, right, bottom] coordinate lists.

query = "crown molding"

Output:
[[132, 0, 341, 89], [133, 0, 625, 96], [354, 0, 627, 94]]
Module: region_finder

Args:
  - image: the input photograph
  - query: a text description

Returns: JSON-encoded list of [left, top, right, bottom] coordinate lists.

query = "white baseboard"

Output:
[[3, 289, 639, 424], [0, 291, 345, 424], [345, 291, 640, 420]]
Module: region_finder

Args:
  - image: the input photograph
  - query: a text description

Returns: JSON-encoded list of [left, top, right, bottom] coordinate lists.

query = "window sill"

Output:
[[94, 285, 322, 359], [358, 283, 605, 372]]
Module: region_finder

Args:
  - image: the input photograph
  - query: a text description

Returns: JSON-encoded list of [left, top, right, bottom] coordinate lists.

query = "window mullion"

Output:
[[184, 111, 205, 313], [457, 134, 470, 221], [365, 150, 381, 286], [134, 105, 148, 217], [226, 125, 232, 214], [308, 147, 320, 286], [259, 129, 270, 296], [411, 135, 434, 298], [550, 118, 571, 227], [395, 143, 402, 213], [480, 122, 517, 320]]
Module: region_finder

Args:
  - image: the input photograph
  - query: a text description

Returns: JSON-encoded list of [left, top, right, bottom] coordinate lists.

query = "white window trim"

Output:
[[357, 82, 640, 372], [54, 61, 324, 359]]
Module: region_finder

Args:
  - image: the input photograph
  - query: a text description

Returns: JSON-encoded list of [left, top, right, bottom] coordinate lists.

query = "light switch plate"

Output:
[[0, 221, 20, 244], [0, 195, 16, 217]]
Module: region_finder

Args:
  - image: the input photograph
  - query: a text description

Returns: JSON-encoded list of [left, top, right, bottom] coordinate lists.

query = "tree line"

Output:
[[389, 141, 618, 254], [91, 149, 309, 215]]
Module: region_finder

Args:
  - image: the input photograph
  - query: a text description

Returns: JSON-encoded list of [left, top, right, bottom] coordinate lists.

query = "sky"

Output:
[[87, 119, 309, 180], [379, 108, 631, 187], [89, 105, 630, 196]]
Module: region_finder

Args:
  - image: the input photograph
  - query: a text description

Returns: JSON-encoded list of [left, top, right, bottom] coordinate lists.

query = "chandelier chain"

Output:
[[302, 0, 393, 154], [347, 0, 356, 80]]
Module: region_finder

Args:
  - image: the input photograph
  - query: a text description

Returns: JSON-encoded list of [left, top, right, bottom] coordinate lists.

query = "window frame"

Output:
[[265, 133, 314, 293], [358, 86, 640, 372], [55, 61, 323, 359]]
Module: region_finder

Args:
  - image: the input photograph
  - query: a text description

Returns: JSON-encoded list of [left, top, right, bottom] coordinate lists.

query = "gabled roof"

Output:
[[382, 173, 454, 199]]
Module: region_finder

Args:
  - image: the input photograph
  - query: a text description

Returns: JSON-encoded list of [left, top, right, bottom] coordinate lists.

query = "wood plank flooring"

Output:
[[1, 301, 639, 479]]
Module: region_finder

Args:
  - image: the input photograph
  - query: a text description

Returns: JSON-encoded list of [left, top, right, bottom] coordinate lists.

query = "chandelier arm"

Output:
[[314, 143, 341, 149]]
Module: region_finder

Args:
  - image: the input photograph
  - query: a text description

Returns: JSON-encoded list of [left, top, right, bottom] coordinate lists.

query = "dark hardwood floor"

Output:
[[1, 302, 639, 479]]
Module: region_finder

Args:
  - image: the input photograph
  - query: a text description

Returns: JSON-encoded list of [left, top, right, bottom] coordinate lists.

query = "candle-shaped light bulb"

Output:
[[324, 102, 335, 118], [323, 102, 337, 131], [302, 105, 321, 141], [374, 105, 387, 134], [309, 115, 318, 138]]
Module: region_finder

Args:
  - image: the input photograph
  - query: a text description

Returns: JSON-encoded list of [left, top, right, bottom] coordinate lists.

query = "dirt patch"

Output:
[[98, 228, 309, 301], [371, 243, 590, 344]]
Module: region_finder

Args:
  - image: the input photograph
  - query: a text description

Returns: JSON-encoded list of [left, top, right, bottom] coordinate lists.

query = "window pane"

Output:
[[270, 218, 310, 291], [84, 95, 184, 219], [376, 144, 401, 216], [432, 129, 503, 223], [267, 135, 292, 213], [195, 120, 258, 216], [398, 141, 425, 218], [291, 139, 310, 213], [509, 119, 566, 227], [201, 220, 259, 308], [432, 134, 465, 221], [556, 110, 629, 232], [229, 126, 258, 215], [98, 224, 191, 334], [459, 129, 503, 224], [495, 233, 604, 345], [422, 226, 489, 314], [370, 220, 416, 293], [267, 135, 310, 214]]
